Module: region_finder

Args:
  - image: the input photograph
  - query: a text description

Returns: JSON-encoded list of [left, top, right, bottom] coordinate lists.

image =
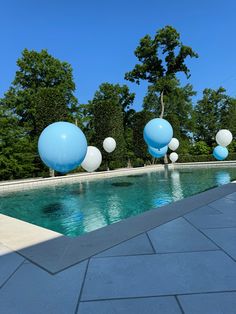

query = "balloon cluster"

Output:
[[213, 129, 232, 161], [38, 122, 116, 173], [143, 118, 180, 163], [168, 138, 179, 163]]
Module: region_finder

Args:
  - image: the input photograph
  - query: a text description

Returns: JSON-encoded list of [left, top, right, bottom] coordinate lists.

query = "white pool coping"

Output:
[[0, 160, 236, 193]]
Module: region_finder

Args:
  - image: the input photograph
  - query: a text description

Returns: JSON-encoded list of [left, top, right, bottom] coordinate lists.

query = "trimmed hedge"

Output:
[[178, 153, 236, 163]]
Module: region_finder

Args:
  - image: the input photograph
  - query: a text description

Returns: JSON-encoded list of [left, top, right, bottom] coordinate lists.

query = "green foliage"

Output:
[[144, 80, 196, 138], [178, 153, 236, 163], [0, 101, 35, 180], [34, 88, 70, 135], [194, 87, 232, 146], [4, 49, 77, 136], [90, 83, 129, 168], [190, 141, 211, 155], [131, 110, 155, 161], [125, 26, 198, 87], [125, 25, 197, 155], [0, 49, 78, 179]]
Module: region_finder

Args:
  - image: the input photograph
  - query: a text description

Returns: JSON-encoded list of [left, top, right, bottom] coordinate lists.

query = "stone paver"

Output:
[[78, 296, 182, 314], [1, 184, 236, 313], [203, 227, 236, 260], [225, 191, 236, 201], [0, 244, 24, 287], [178, 292, 236, 314], [95, 234, 154, 257], [209, 197, 236, 212], [0, 261, 87, 314], [148, 217, 217, 253], [185, 205, 236, 229], [82, 251, 236, 300]]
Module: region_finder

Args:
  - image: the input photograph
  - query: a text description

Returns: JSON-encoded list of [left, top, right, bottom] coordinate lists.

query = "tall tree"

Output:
[[0, 100, 35, 180], [131, 110, 155, 162], [1, 49, 78, 178], [4, 49, 78, 137], [194, 87, 231, 146], [90, 83, 133, 168], [143, 79, 196, 139], [125, 25, 198, 118]]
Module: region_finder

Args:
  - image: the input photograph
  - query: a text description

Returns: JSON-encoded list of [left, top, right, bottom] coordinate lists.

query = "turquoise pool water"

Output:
[[0, 167, 235, 237]]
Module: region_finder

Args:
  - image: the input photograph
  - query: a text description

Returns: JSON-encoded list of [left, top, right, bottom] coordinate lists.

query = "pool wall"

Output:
[[1, 161, 236, 193]]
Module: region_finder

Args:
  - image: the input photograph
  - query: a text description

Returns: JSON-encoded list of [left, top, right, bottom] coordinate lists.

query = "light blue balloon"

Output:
[[148, 145, 168, 158], [38, 122, 87, 173], [144, 118, 173, 149], [213, 145, 228, 161]]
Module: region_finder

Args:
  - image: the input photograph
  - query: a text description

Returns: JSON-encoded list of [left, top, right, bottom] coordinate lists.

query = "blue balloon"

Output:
[[38, 122, 87, 173], [144, 118, 173, 149], [148, 145, 168, 158], [213, 145, 228, 161]]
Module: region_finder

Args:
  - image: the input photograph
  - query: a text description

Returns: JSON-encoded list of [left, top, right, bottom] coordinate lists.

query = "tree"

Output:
[[0, 100, 35, 180], [143, 79, 196, 139], [34, 88, 70, 135], [91, 83, 131, 168], [194, 87, 230, 146], [4, 49, 78, 137], [131, 110, 155, 162], [125, 25, 198, 118], [1, 49, 78, 178], [190, 141, 211, 155]]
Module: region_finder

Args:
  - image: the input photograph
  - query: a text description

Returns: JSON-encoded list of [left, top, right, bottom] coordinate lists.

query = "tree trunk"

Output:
[[160, 90, 164, 119], [159, 90, 168, 164], [49, 168, 55, 177]]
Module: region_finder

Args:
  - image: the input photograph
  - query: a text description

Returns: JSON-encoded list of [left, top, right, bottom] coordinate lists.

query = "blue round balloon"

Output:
[[38, 122, 87, 173], [213, 145, 228, 161], [144, 118, 173, 149], [148, 145, 168, 158]]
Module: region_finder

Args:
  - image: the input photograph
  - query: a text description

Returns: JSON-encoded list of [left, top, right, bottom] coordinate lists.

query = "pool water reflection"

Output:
[[0, 166, 235, 237]]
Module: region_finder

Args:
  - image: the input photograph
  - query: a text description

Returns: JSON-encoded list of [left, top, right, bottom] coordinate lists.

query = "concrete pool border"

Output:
[[1, 160, 236, 193], [0, 165, 236, 273]]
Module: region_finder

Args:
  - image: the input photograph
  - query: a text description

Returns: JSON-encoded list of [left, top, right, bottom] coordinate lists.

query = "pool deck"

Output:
[[1, 172, 236, 312]]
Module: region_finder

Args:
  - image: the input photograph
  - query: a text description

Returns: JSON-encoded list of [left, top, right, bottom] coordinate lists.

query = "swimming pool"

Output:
[[0, 166, 235, 237]]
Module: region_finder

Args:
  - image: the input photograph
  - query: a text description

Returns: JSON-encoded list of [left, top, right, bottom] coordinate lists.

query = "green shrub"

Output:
[[178, 153, 236, 163], [132, 158, 144, 167]]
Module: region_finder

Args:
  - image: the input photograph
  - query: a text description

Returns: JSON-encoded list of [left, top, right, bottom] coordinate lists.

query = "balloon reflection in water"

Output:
[[215, 171, 231, 186], [171, 170, 183, 201]]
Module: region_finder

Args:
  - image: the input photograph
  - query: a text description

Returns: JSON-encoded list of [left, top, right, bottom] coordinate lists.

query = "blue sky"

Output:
[[1, 0, 236, 111]]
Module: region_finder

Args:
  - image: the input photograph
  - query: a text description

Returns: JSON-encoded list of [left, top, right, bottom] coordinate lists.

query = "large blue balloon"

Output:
[[148, 145, 168, 158], [213, 145, 228, 161], [144, 118, 173, 149], [38, 122, 87, 173]]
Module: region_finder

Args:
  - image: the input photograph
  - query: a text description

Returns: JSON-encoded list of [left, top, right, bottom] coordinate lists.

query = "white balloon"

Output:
[[103, 137, 116, 153], [216, 129, 233, 147], [168, 138, 179, 151], [81, 146, 102, 172], [169, 152, 178, 163]]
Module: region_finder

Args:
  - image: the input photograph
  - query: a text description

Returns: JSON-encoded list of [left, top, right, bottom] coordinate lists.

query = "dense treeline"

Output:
[[1, 26, 236, 180]]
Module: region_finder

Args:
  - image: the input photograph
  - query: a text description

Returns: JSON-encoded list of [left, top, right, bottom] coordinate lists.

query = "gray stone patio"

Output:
[[1, 190, 236, 313]]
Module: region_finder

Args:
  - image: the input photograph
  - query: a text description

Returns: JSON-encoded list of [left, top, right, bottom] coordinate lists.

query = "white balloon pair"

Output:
[[168, 138, 179, 163], [81, 137, 116, 172]]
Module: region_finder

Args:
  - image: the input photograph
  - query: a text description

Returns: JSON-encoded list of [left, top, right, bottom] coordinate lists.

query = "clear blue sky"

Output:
[[1, 0, 236, 111]]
